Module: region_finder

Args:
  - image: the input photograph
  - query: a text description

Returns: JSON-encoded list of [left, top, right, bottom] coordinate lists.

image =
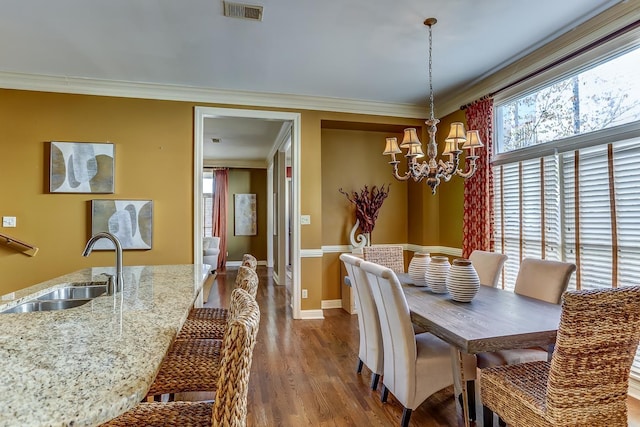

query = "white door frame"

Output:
[[193, 106, 302, 319]]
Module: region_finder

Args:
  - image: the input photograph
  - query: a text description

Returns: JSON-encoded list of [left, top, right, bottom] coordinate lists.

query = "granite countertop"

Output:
[[0, 264, 209, 427]]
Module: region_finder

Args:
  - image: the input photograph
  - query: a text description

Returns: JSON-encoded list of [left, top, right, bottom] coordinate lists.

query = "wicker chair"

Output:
[[177, 267, 258, 341], [241, 254, 257, 270], [146, 287, 256, 397], [481, 286, 640, 427], [360, 260, 453, 427], [362, 245, 405, 273], [340, 253, 384, 390], [102, 288, 260, 427]]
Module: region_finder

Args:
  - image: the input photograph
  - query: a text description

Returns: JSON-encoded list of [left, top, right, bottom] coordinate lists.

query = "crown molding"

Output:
[[0, 71, 427, 119]]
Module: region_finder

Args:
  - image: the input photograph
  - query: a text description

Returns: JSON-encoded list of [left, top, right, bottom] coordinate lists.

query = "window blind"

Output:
[[494, 136, 640, 381]]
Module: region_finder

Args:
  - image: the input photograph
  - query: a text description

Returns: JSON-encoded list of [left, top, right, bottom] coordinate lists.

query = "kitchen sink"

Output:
[[2, 298, 92, 313], [1, 280, 109, 314], [37, 285, 107, 300]]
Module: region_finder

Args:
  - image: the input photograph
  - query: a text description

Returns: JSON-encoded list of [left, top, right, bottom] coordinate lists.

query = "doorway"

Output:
[[193, 106, 302, 319]]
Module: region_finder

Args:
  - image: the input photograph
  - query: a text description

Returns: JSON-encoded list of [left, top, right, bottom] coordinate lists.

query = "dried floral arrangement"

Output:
[[339, 184, 390, 235]]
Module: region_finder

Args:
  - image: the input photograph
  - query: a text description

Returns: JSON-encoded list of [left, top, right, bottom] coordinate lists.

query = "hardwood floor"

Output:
[[188, 266, 640, 427]]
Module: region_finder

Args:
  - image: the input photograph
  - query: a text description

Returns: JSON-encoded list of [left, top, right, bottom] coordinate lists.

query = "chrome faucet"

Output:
[[82, 232, 124, 295]]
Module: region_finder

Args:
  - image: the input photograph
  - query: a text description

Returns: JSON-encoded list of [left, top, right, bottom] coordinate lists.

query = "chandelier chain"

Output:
[[382, 17, 482, 194], [428, 24, 434, 121]]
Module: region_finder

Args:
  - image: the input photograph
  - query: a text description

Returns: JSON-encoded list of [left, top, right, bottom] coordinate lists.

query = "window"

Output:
[[203, 169, 214, 237], [492, 43, 640, 380], [496, 46, 640, 154]]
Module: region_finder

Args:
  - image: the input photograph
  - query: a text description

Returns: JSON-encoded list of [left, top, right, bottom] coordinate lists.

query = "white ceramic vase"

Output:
[[446, 258, 480, 302], [408, 252, 431, 287], [426, 256, 450, 293]]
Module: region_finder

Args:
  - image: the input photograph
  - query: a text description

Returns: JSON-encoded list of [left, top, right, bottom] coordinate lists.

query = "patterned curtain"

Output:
[[212, 168, 229, 270], [462, 98, 494, 258]]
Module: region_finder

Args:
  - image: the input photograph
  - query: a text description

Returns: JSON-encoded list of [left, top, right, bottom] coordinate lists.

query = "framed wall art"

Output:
[[50, 141, 114, 193], [234, 194, 257, 236], [91, 199, 153, 250]]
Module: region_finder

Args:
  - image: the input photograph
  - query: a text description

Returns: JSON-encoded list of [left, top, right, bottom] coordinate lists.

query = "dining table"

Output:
[[397, 273, 562, 427]]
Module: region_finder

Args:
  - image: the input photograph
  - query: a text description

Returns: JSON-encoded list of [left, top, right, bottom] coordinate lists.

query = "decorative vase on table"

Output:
[[426, 256, 450, 293], [408, 252, 431, 287], [446, 258, 480, 302]]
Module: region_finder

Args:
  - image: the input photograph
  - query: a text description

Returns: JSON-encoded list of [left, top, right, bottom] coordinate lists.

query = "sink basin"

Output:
[[37, 285, 107, 300], [1, 280, 109, 314], [2, 299, 92, 313]]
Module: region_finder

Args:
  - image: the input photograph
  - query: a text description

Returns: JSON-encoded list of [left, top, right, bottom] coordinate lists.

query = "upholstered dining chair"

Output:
[[103, 288, 260, 427], [481, 285, 640, 427], [476, 258, 576, 371], [469, 250, 508, 287], [362, 245, 405, 273], [146, 287, 257, 398], [177, 267, 258, 341], [360, 260, 453, 427], [203, 236, 221, 273], [340, 253, 383, 390], [241, 253, 258, 270]]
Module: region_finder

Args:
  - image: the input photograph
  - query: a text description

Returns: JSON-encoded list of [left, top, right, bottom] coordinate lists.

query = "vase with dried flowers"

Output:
[[339, 184, 390, 248]]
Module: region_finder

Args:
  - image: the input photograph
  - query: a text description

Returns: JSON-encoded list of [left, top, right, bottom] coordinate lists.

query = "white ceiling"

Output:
[[0, 0, 621, 162], [203, 116, 288, 164]]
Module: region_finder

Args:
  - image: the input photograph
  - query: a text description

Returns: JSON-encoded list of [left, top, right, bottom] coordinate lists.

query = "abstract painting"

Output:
[[91, 200, 153, 250], [50, 141, 114, 193], [234, 194, 257, 236]]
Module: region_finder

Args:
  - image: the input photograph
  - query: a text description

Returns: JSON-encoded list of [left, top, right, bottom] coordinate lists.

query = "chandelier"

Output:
[[383, 18, 483, 195]]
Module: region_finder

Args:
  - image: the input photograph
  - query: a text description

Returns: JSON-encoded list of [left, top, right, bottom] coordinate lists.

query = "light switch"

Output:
[[300, 215, 311, 225], [2, 216, 16, 227]]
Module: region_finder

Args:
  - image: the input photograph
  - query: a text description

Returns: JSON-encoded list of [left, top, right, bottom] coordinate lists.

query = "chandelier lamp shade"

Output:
[[383, 18, 483, 195]]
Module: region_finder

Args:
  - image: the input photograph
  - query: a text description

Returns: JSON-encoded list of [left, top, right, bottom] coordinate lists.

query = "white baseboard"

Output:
[[272, 271, 279, 285], [321, 299, 342, 309], [299, 309, 325, 319], [225, 260, 267, 267]]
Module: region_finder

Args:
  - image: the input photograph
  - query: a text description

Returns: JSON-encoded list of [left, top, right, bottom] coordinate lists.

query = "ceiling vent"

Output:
[[223, 1, 263, 21]]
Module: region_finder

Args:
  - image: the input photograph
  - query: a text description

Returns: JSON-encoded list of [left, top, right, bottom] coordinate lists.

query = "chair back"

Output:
[[469, 250, 508, 287], [235, 267, 259, 298], [229, 287, 256, 319], [360, 260, 417, 405], [235, 265, 257, 287], [212, 289, 260, 427], [514, 258, 576, 304], [362, 245, 405, 273], [241, 254, 258, 270], [340, 253, 383, 375], [546, 286, 640, 424], [203, 236, 220, 250]]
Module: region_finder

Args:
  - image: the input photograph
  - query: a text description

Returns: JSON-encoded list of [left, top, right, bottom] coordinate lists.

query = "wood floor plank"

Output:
[[181, 266, 640, 427]]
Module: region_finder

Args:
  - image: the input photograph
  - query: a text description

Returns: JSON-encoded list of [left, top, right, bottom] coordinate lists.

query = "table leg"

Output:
[[451, 347, 469, 427]]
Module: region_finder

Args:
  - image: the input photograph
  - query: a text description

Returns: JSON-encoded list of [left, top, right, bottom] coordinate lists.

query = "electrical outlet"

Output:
[[302, 289, 308, 298], [2, 216, 16, 227]]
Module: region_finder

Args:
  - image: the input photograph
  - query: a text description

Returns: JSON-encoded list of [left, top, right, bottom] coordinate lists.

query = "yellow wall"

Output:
[[0, 87, 466, 312], [321, 128, 409, 246], [0, 89, 193, 293], [436, 109, 467, 249], [225, 168, 268, 262]]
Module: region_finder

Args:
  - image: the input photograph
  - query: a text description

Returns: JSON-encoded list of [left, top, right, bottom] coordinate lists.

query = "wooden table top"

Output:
[[398, 273, 562, 354]]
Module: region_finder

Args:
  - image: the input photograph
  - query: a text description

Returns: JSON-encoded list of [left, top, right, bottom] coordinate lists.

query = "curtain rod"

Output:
[[461, 18, 640, 110]]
